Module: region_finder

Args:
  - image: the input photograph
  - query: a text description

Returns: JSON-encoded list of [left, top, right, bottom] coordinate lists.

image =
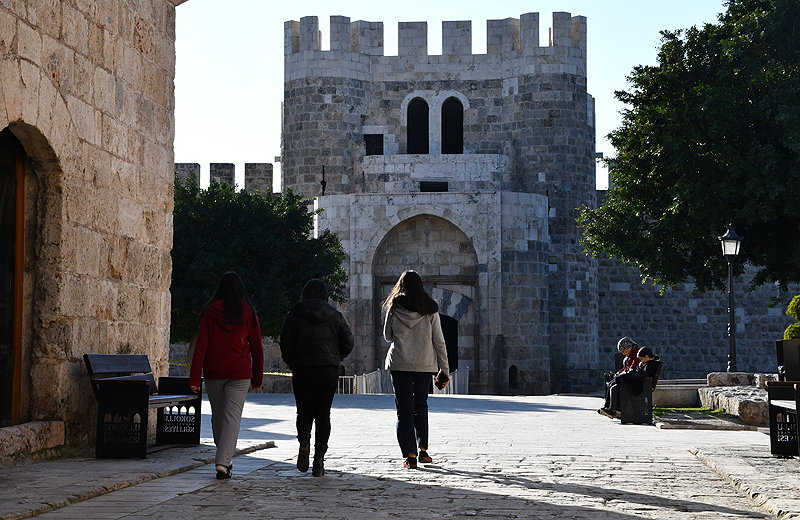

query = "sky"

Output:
[[173, 0, 726, 191]]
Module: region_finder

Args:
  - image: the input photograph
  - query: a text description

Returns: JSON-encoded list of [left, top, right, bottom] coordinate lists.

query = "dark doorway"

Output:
[[439, 314, 458, 371], [441, 97, 464, 154], [0, 131, 23, 426], [509, 365, 518, 391], [407, 98, 429, 154]]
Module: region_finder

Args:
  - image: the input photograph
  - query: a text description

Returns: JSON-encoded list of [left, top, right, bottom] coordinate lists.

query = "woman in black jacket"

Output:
[[279, 279, 354, 476]]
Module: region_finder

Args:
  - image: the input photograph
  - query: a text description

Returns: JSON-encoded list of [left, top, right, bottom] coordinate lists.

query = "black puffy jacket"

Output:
[[279, 298, 354, 369]]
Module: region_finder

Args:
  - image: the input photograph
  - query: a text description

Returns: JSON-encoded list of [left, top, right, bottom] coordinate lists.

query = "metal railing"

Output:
[[338, 367, 469, 395], [337, 375, 355, 394]]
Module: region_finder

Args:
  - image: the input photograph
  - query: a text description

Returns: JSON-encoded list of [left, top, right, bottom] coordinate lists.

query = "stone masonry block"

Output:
[[245, 163, 272, 194], [210, 163, 235, 186], [330, 16, 350, 51], [175, 162, 199, 185], [300, 16, 319, 51]]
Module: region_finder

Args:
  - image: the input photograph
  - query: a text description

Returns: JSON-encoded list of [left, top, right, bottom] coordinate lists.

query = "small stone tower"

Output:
[[282, 12, 596, 394]]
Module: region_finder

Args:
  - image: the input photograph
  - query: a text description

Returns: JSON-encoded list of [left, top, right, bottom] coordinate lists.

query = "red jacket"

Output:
[[189, 300, 264, 388], [616, 344, 641, 374]]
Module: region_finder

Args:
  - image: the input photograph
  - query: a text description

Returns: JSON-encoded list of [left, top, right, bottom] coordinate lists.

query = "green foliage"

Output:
[[652, 407, 732, 417], [785, 323, 800, 340], [787, 295, 800, 321], [170, 174, 347, 342], [578, 0, 800, 292], [785, 295, 800, 338]]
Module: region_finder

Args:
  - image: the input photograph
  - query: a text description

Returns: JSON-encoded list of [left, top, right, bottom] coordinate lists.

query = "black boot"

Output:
[[297, 439, 310, 473], [312, 454, 324, 477], [312, 445, 326, 477]]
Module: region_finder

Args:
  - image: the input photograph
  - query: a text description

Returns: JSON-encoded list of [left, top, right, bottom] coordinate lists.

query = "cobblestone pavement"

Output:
[[4, 393, 800, 519]]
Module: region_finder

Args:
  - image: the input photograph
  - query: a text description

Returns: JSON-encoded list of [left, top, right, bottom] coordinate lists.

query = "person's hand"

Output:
[[441, 379, 449, 389], [189, 385, 200, 394], [251, 384, 262, 390]]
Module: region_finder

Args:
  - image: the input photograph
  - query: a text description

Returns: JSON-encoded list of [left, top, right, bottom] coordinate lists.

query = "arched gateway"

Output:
[[373, 214, 477, 374]]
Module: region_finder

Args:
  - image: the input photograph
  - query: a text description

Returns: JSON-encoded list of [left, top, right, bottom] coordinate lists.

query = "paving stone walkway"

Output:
[[2, 393, 799, 519]]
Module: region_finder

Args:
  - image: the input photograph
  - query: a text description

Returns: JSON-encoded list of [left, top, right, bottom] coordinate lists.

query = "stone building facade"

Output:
[[0, 0, 187, 460], [281, 13, 594, 395], [279, 13, 798, 395]]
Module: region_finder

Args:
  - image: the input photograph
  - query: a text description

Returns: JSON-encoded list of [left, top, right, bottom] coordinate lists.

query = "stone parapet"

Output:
[[284, 13, 587, 83], [359, 153, 511, 193]]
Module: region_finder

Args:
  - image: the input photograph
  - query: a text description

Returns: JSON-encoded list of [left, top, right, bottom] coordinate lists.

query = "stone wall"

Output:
[[597, 255, 798, 380], [312, 190, 550, 395], [0, 0, 187, 450]]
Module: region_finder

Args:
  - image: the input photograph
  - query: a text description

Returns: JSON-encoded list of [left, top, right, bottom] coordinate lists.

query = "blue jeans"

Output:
[[391, 370, 433, 457]]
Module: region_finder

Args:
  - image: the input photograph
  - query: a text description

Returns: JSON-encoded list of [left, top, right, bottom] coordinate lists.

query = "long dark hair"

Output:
[[300, 279, 329, 302], [202, 271, 257, 325], [381, 270, 439, 315]]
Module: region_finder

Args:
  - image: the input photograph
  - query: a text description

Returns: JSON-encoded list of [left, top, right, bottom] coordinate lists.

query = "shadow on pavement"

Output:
[[165, 452, 769, 519]]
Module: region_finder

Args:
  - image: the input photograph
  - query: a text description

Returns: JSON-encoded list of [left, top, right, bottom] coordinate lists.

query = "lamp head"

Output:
[[718, 224, 743, 258]]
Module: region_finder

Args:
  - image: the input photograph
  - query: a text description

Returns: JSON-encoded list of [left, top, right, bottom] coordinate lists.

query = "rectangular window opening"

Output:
[[365, 134, 384, 156], [420, 181, 448, 192]]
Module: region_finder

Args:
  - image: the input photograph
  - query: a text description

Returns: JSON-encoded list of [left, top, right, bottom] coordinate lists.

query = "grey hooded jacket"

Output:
[[383, 306, 449, 376]]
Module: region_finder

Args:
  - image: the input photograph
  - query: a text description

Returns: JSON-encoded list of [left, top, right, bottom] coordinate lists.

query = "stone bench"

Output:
[[653, 379, 705, 407]]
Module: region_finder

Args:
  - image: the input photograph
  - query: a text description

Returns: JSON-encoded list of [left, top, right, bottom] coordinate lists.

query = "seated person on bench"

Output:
[[615, 336, 641, 375], [598, 347, 659, 419], [601, 336, 641, 409]]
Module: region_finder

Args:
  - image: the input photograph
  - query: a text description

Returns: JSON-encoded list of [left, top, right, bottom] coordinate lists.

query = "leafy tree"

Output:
[[578, 0, 800, 292], [170, 174, 347, 342]]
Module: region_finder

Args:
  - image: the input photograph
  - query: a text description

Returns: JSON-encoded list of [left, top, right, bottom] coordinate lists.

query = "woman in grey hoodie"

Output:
[[382, 270, 450, 469]]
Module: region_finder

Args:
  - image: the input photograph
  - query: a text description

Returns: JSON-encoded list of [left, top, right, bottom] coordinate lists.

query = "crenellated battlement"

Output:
[[175, 163, 273, 195], [284, 12, 586, 62]]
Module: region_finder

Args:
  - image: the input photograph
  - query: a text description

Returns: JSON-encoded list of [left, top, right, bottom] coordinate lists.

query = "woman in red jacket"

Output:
[[189, 272, 264, 479]]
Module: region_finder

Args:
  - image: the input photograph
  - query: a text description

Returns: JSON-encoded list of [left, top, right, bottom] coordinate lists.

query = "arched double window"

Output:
[[441, 97, 464, 154], [407, 98, 429, 154]]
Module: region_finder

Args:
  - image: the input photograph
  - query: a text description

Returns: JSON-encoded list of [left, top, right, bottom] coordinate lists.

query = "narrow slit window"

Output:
[[420, 181, 448, 192]]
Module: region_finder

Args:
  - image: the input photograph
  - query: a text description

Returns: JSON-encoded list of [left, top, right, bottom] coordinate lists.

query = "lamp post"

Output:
[[718, 224, 743, 372]]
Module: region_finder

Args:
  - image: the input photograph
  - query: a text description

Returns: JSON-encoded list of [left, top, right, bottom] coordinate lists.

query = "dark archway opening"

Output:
[[407, 98, 429, 154], [440, 314, 458, 371], [441, 97, 464, 154], [0, 130, 23, 426]]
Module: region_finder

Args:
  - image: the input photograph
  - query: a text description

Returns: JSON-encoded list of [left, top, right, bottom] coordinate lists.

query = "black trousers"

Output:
[[292, 365, 339, 452], [391, 370, 433, 457]]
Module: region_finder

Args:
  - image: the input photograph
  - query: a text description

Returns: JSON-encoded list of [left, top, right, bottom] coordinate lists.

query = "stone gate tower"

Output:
[[281, 12, 597, 394]]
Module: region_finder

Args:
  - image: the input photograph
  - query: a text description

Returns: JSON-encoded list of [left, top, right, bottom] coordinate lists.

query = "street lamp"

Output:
[[718, 224, 743, 372]]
